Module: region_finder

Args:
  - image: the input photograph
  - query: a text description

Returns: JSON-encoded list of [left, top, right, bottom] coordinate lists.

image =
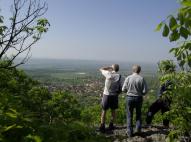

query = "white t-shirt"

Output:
[[101, 70, 120, 95]]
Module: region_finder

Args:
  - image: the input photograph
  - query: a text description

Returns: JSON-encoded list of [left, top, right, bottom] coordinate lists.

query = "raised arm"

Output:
[[99, 66, 113, 72], [99, 66, 113, 79]]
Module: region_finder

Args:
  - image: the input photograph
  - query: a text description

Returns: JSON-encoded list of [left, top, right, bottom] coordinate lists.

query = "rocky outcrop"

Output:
[[101, 125, 169, 142]]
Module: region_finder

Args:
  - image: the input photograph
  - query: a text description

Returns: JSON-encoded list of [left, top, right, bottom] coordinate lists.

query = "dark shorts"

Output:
[[101, 94, 118, 110]]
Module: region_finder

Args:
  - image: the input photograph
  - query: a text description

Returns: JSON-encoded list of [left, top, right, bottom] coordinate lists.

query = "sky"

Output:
[[0, 0, 180, 63]]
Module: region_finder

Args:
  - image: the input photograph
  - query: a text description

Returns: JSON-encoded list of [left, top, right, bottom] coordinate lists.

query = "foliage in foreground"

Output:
[[0, 60, 108, 142], [159, 71, 191, 142], [156, 0, 191, 141]]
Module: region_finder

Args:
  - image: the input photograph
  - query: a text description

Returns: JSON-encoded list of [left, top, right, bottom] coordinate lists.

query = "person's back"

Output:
[[124, 73, 147, 96], [122, 65, 148, 137], [101, 69, 121, 95], [99, 64, 122, 133], [109, 73, 122, 95]]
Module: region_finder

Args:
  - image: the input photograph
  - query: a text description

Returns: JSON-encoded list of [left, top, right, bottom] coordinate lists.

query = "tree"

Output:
[[0, 0, 50, 68], [156, 0, 191, 71], [156, 0, 191, 141]]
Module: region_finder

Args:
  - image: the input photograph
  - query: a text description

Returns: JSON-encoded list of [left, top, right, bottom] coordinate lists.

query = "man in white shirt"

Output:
[[99, 64, 122, 133]]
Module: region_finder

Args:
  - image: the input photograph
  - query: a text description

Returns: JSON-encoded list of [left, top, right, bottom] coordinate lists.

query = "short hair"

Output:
[[112, 64, 119, 72], [132, 65, 141, 73]]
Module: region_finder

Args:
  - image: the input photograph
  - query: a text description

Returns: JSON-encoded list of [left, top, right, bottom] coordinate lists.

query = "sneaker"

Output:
[[99, 123, 105, 133], [108, 122, 115, 130]]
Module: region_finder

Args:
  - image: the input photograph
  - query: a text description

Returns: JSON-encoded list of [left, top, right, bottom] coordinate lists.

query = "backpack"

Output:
[[117, 75, 122, 94], [109, 74, 122, 95]]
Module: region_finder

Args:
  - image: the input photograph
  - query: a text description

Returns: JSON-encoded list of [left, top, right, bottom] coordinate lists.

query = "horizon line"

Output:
[[15, 57, 161, 65]]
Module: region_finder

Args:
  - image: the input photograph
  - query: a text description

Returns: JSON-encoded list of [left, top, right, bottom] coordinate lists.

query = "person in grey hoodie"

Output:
[[122, 65, 148, 137]]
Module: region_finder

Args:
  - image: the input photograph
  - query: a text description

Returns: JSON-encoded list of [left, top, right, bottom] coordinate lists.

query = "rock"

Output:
[[99, 125, 169, 142]]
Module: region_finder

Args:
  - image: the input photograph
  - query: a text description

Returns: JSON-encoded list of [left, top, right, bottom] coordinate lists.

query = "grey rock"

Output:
[[101, 125, 169, 142]]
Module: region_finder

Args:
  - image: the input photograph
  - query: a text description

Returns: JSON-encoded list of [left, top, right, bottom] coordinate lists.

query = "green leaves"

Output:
[[158, 1, 191, 70], [37, 18, 50, 27], [169, 30, 180, 42], [158, 60, 176, 73], [159, 70, 191, 141], [161, 16, 184, 41], [169, 16, 177, 31], [185, 107, 191, 114], [178, 12, 184, 25], [155, 22, 164, 31], [157, 2, 191, 70], [160, 18, 183, 41], [35, 18, 50, 33], [158, 8, 191, 43], [35, 25, 47, 33], [0, 26, 7, 35], [0, 16, 7, 36], [0, 16, 3, 23], [162, 24, 169, 37], [3, 124, 17, 132], [5, 109, 18, 119], [169, 43, 191, 69], [181, 0, 191, 7], [32, 18, 50, 40], [180, 26, 190, 39], [26, 135, 42, 142]]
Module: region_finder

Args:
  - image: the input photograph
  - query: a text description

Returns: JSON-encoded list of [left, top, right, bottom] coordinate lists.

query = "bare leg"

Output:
[[99, 110, 106, 132], [101, 110, 106, 124]]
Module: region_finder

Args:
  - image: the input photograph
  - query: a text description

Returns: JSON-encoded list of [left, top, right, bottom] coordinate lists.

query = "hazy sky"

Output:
[[1, 0, 180, 63]]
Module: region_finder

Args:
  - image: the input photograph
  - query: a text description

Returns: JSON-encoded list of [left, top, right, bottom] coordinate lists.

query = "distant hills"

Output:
[[17, 58, 157, 74]]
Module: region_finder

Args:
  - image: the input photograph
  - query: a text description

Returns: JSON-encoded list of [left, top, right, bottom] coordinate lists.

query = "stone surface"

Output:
[[100, 125, 169, 142]]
